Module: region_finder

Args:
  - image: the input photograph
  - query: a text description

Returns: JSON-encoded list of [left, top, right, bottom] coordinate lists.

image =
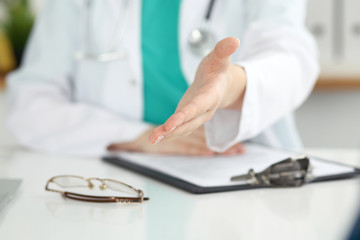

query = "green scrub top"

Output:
[[142, 0, 188, 125]]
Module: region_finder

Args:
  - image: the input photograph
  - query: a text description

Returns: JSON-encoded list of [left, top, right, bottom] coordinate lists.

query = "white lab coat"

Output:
[[6, 0, 319, 156]]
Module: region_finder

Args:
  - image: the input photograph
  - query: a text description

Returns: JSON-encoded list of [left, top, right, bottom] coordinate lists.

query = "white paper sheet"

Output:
[[110, 144, 356, 187]]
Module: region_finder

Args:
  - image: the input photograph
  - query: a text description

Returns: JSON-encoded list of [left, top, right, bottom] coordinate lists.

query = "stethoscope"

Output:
[[75, 0, 217, 62], [187, 0, 217, 58]]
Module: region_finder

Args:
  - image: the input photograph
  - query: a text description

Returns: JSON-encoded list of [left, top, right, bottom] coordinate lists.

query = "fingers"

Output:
[[146, 125, 213, 156], [156, 138, 215, 156], [149, 94, 215, 144], [167, 93, 214, 130], [107, 143, 136, 152], [180, 141, 214, 156], [220, 143, 246, 156], [109, 137, 245, 157], [214, 37, 240, 58], [107, 144, 120, 152], [152, 141, 245, 157], [162, 112, 212, 142], [149, 125, 167, 144], [149, 110, 213, 144], [162, 147, 214, 157], [209, 37, 240, 68]]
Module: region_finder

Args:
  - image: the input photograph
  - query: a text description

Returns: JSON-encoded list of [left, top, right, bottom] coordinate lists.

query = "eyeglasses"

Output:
[[45, 175, 149, 203]]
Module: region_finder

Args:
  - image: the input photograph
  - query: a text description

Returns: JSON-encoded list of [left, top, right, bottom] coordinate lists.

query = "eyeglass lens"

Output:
[[52, 176, 89, 188], [51, 176, 139, 197], [104, 180, 138, 197]]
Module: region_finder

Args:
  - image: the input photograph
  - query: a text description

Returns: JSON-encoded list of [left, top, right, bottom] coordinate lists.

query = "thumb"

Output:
[[209, 37, 240, 67]]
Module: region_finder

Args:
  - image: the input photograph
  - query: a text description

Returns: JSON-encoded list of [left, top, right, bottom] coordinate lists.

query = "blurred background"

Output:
[[0, 0, 359, 151]]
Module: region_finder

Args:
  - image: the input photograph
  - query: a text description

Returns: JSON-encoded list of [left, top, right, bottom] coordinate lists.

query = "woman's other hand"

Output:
[[107, 127, 245, 156]]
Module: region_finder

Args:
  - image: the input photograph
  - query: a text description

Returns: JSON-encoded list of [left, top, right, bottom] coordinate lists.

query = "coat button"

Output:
[[130, 79, 137, 86]]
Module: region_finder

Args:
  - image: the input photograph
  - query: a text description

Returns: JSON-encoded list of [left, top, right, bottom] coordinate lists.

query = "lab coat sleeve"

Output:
[[205, 0, 319, 152], [6, 0, 151, 156]]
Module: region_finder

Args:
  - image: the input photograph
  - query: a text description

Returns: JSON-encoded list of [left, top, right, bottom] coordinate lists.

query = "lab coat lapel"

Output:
[[124, 0, 142, 84], [179, 0, 212, 85]]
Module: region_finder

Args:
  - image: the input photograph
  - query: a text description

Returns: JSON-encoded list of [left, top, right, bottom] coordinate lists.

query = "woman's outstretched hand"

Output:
[[149, 37, 247, 145]]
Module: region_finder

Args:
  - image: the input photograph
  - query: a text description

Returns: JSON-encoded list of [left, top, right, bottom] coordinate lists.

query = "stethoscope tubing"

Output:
[[205, 0, 216, 21]]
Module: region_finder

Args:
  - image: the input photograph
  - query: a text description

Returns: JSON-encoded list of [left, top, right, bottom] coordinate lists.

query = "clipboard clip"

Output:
[[230, 155, 313, 187]]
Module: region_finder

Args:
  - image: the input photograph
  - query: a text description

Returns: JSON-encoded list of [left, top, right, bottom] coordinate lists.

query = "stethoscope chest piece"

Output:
[[187, 28, 216, 58], [187, 0, 217, 58]]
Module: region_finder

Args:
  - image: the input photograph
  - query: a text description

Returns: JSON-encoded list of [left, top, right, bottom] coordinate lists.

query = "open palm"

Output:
[[149, 37, 242, 144]]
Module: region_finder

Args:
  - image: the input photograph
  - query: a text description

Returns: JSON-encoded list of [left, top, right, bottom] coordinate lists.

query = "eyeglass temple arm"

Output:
[[64, 192, 149, 202]]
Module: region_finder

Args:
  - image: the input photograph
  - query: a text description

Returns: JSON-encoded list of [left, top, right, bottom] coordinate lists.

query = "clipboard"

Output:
[[102, 143, 360, 194]]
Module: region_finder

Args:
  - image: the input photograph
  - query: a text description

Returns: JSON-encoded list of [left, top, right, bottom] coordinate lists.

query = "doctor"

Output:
[[6, 0, 318, 156]]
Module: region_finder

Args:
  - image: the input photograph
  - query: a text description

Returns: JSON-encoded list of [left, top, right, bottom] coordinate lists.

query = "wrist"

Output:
[[220, 64, 247, 109]]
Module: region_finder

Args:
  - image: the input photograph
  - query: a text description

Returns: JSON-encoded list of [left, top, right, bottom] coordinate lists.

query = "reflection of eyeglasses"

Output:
[[45, 175, 149, 203]]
